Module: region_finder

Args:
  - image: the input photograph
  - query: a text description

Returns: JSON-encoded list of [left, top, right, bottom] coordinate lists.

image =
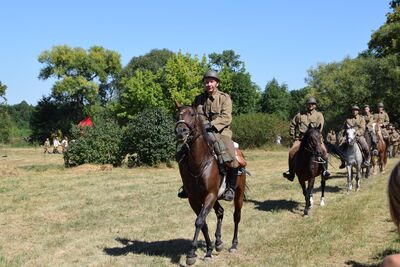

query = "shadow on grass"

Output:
[[104, 237, 202, 264], [314, 185, 343, 193], [246, 199, 300, 213], [345, 248, 400, 267]]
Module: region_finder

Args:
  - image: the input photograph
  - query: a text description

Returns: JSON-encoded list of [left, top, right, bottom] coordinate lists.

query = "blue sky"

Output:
[[1, 1, 391, 105]]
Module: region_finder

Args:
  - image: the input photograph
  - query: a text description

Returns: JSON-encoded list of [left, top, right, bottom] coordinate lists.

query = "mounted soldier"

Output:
[[338, 105, 371, 168], [177, 70, 240, 201], [375, 102, 390, 140], [283, 97, 330, 181]]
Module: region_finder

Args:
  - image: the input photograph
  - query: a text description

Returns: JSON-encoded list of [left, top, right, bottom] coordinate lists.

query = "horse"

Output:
[[293, 126, 326, 216], [174, 103, 247, 265], [339, 126, 365, 191], [362, 129, 374, 178], [371, 121, 388, 174]]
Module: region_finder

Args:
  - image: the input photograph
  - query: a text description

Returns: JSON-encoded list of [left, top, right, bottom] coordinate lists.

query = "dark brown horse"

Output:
[[174, 103, 246, 265], [371, 121, 388, 174], [294, 127, 327, 216]]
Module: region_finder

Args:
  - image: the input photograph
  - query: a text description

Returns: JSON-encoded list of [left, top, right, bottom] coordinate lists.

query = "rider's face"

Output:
[[203, 78, 219, 95], [352, 109, 359, 116], [306, 103, 316, 111]]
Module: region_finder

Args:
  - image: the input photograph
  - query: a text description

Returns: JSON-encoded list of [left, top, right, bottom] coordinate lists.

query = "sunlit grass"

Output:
[[0, 147, 399, 266]]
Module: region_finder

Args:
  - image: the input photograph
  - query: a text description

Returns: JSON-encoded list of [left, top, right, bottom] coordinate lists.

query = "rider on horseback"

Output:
[[177, 70, 239, 201], [338, 105, 371, 168], [283, 97, 331, 181], [375, 102, 390, 141], [363, 104, 378, 155]]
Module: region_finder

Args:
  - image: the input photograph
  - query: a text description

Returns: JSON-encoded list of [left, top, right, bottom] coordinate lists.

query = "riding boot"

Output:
[[321, 156, 331, 178], [222, 168, 238, 201], [339, 160, 346, 169], [283, 157, 295, 181], [362, 150, 371, 166], [177, 186, 188, 198], [371, 141, 378, 156]]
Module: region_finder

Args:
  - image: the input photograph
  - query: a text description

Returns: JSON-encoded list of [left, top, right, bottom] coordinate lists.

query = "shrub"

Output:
[[64, 117, 123, 167], [121, 107, 175, 167], [232, 113, 289, 149]]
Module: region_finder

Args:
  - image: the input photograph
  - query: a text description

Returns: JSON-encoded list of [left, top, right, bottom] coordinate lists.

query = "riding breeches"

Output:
[[356, 136, 370, 159]]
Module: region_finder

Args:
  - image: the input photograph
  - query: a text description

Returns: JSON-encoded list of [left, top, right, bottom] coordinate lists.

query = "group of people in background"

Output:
[[325, 103, 399, 159], [43, 136, 68, 154]]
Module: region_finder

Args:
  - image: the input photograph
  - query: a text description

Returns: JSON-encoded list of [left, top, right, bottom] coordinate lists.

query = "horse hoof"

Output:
[[204, 255, 212, 262], [215, 242, 224, 252], [186, 256, 197, 266], [229, 247, 237, 253], [320, 199, 325, 207]]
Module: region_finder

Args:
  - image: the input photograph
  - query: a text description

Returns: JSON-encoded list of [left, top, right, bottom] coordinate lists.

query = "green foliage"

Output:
[[122, 48, 174, 76], [121, 108, 175, 167], [30, 96, 83, 143], [64, 116, 123, 167], [0, 104, 11, 143], [0, 81, 6, 102], [209, 50, 261, 115], [232, 113, 289, 149], [163, 51, 208, 108], [368, 4, 400, 57], [112, 70, 169, 122], [38, 45, 122, 110], [261, 78, 291, 119], [7, 101, 34, 130]]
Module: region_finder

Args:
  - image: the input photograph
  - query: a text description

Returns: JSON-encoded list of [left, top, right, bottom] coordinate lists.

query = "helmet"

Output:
[[377, 102, 384, 108], [351, 105, 360, 110], [202, 70, 220, 82], [364, 104, 370, 108], [305, 97, 317, 105]]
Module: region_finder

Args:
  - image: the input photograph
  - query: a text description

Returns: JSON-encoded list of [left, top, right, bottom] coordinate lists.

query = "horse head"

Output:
[[302, 125, 323, 156], [174, 101, 200, 143], [345, 125, 357, 145]]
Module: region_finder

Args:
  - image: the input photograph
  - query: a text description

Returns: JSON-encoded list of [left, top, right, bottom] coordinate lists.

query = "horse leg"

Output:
[[213, 201, 224, 252], [230, 174, 245, 253], [346, 166, 353, 192], [356, 166, 361, 191], [306, 178, 315, 212], [186, 196, 216, 265], [320, 175, 326, 206], [299, 179, 308, 215]]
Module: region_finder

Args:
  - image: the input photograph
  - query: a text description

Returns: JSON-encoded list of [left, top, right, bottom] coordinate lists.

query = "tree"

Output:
[[260, 78, 291, 119], [0, 81, 7, 102], [38, 45, 122, 114], [162, 51, 208, 108], [208, 50, 260, 115], [368, 3, 400, 57], [122, 48, 174, 77], [112, 70, 169, 122]]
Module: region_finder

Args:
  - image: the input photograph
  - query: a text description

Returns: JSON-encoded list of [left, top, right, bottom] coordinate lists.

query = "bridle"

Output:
[[175, 107, 201, 145]]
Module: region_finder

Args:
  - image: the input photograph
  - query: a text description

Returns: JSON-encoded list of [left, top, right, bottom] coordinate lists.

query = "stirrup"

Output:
[[363, 161, 370, 167], [323, 170, 331, 179], [222, 188, 235, 201]]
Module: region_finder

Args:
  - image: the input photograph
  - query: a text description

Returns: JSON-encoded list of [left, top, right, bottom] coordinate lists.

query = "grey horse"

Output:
[[340, 126, 364, 191]]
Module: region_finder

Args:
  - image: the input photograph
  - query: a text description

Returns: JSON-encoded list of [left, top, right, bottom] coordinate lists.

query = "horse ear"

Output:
[[175, 100, 182, 109]]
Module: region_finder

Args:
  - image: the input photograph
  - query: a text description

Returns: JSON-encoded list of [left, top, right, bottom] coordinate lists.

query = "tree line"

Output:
[[0, 1, 399, 153]]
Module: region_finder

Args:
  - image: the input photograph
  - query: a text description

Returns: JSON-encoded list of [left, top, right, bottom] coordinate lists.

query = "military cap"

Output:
[[364, 104, 370, 108], [202, 70, 220, 82], [351, 105, 360, 110], [377, 102, 384, 108], [305, 97, 317, 105]]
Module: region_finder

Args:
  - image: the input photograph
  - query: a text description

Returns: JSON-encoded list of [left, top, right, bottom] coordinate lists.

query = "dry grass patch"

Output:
[[0, 147, 399, 266]]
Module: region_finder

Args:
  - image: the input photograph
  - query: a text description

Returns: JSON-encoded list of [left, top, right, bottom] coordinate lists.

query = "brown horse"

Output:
[[294, 127, 327, 216], [371, 121, 388, 174], [175, 103, 246, 265]]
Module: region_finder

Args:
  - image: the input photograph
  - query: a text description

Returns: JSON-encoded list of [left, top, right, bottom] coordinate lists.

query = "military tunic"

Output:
[[345, 114, 366, 137], [374, 111, 390, 127], [326, 132, 337, 145], [193, 90, 233, 138], [290, 109, 324, 140]]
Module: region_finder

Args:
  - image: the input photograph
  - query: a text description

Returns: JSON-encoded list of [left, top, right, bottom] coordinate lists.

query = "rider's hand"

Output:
[[205, 123, 213, 132]]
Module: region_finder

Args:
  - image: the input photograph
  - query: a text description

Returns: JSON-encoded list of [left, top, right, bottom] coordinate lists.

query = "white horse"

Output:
[[340, 126, 364, 191]]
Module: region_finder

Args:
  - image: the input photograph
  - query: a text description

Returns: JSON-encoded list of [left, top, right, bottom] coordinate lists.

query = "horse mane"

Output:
[[300, 127, 321, 150]]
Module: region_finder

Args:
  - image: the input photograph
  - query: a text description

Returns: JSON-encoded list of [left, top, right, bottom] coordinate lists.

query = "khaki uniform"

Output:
[[363, 113, 375, 131], [193, 90, 238, 168], [326, 132, 337, 145], [375, 110, 390, 139], [288, 109, 327, 163], [390, 130, 399, 157], [340, 114, 369, 159]]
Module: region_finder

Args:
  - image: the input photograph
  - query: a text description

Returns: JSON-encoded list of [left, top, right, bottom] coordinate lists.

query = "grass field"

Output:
[[0, 147, 399, 267]]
